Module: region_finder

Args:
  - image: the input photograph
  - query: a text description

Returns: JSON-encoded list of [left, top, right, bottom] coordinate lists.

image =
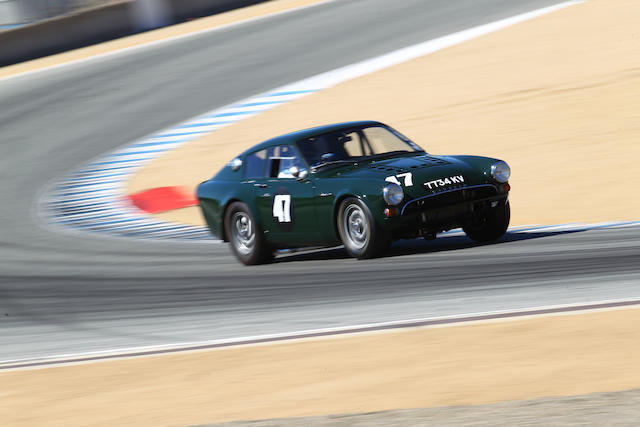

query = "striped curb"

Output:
[[39, 1, 594, 242], [39, 89, 320, 241]]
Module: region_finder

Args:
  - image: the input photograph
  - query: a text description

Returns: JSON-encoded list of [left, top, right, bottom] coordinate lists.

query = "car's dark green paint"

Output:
[[197, 121, 510, 260]]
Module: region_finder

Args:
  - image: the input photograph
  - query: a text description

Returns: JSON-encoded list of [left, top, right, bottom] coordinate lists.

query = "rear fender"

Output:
[[197, 180, 262, 241]]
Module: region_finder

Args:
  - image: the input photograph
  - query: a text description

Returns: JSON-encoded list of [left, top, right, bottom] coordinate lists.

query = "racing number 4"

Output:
[[273, 195, 291, 223]]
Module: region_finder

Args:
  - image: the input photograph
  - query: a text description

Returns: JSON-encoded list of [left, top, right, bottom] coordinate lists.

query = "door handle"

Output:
[[253, 183, 268, 188]]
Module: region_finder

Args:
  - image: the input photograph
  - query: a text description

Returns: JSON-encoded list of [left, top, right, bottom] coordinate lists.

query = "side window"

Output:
[[267, 145, 304, 178], [297, 137, 324, 165], [243, 149, 268, 178], [341, 131, 364, 157], [297, 132, 363, 166]]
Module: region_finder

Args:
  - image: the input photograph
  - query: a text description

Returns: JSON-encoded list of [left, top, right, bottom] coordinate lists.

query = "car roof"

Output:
[[238, 120, 386, 156]]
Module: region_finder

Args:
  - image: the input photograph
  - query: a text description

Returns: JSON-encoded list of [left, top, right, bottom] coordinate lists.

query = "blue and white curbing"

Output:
[[41, 0, 625, 242], [39, 88, 321, 241]]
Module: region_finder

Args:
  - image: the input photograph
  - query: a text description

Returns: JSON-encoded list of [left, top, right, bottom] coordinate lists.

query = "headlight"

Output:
[[491, 161, 511, 183], [383, 182, 404, 205]]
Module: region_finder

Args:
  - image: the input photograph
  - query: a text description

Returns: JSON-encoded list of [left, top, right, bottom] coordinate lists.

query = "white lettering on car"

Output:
[[273, 194, 291, 222], [385, 172, 413, 186], [425, 175, 465, 190]]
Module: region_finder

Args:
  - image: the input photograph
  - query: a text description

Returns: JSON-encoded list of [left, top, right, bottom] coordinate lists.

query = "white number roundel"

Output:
[[273, 194, 291, 223]]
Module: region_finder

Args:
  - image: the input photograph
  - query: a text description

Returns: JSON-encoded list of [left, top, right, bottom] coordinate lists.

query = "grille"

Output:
[[403, 185, 498, 215]]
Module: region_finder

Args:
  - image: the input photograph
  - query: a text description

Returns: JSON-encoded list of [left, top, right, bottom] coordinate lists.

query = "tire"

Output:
[[463, 201, 510, 242], [337, 197, 390, 259], [224, 202, 273, 265]]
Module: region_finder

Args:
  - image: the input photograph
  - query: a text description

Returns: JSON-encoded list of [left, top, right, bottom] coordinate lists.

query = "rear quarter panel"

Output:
[[197, 177, 258, 241]]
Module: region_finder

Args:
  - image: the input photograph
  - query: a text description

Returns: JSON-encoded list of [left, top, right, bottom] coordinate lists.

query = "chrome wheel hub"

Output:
[[343, 204, 368, 249], [231, 212, 255, 255]]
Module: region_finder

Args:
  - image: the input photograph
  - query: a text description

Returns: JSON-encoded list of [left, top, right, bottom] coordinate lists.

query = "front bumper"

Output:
[[384, 184, 509, 238]]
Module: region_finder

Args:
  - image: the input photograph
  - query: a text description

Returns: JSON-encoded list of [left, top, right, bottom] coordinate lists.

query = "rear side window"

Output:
[[267, 145, 305, 178], [243, 149, 267, 178]]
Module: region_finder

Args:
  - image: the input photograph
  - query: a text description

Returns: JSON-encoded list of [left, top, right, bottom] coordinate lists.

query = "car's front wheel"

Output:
[[224, 202, 273, 265], [337, 197, 390, 259], [463, 201, 510, 242]]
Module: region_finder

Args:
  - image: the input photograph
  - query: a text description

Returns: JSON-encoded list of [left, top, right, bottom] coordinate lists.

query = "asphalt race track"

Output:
[[1, 0, 639, 363]]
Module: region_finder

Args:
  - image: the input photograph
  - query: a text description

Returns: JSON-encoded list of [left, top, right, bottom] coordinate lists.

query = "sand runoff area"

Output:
[[3, 308, 640, 426], [128, 0, 640, 226]]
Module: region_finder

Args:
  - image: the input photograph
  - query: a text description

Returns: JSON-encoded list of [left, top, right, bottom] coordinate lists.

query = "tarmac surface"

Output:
[[1, 0, 638, 364], [202, 388, 640, 426]]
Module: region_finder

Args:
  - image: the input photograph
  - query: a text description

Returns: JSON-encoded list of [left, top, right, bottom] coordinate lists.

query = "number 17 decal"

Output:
[[273, 194, 291, 223], [385, 172, 413, 186]]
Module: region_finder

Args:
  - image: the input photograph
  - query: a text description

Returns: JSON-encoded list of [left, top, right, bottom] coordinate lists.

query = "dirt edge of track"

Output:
[[3, 307, 640, 426]]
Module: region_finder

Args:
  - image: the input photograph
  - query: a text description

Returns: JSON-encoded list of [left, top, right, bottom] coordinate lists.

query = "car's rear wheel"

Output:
[[463, 201, 510, 242], [337, 197, 390, 259], [225, 202, 273, 265]]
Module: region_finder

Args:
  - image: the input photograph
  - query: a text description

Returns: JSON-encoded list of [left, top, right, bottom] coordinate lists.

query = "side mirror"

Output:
[[229, 157, 242, 171], [290, 166, 308, 180]]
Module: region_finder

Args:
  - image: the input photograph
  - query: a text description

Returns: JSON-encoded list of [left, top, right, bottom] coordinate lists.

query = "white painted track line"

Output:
[[2, 296, 639, 371]]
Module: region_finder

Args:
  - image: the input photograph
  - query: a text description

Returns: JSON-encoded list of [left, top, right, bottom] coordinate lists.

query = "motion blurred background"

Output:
[[0, 0, 113, 27], [2, 0, 640, 425], [0, 0, 269, 64]]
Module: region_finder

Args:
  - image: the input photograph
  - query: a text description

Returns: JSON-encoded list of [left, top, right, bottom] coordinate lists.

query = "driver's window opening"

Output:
[[267, 145, 304, 178], [341, 132, 366, 157]]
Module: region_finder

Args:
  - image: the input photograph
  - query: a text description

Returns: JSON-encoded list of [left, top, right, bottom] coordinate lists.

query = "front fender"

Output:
[[313, 178, 388, 243]]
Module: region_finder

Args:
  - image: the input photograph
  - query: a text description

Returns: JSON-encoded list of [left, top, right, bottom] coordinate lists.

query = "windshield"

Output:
[[296, 125, 424, 168]]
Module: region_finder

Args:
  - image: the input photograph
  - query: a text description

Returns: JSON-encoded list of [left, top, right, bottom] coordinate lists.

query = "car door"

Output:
[[240, 147, 270, 218], [254, 145, 320, 246]]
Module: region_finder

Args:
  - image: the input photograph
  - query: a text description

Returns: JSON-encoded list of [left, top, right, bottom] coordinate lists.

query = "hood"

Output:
[[318, 153, 493, 198], [367, 154, 454, 173]]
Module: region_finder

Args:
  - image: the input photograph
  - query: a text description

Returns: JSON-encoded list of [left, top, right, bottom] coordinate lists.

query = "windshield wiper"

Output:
[[364, 150, 421, 161], [311, 159, 358, 171]]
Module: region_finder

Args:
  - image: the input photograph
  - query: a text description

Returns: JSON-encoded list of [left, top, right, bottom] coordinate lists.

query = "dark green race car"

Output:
[[197, 121, 511, 265]]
